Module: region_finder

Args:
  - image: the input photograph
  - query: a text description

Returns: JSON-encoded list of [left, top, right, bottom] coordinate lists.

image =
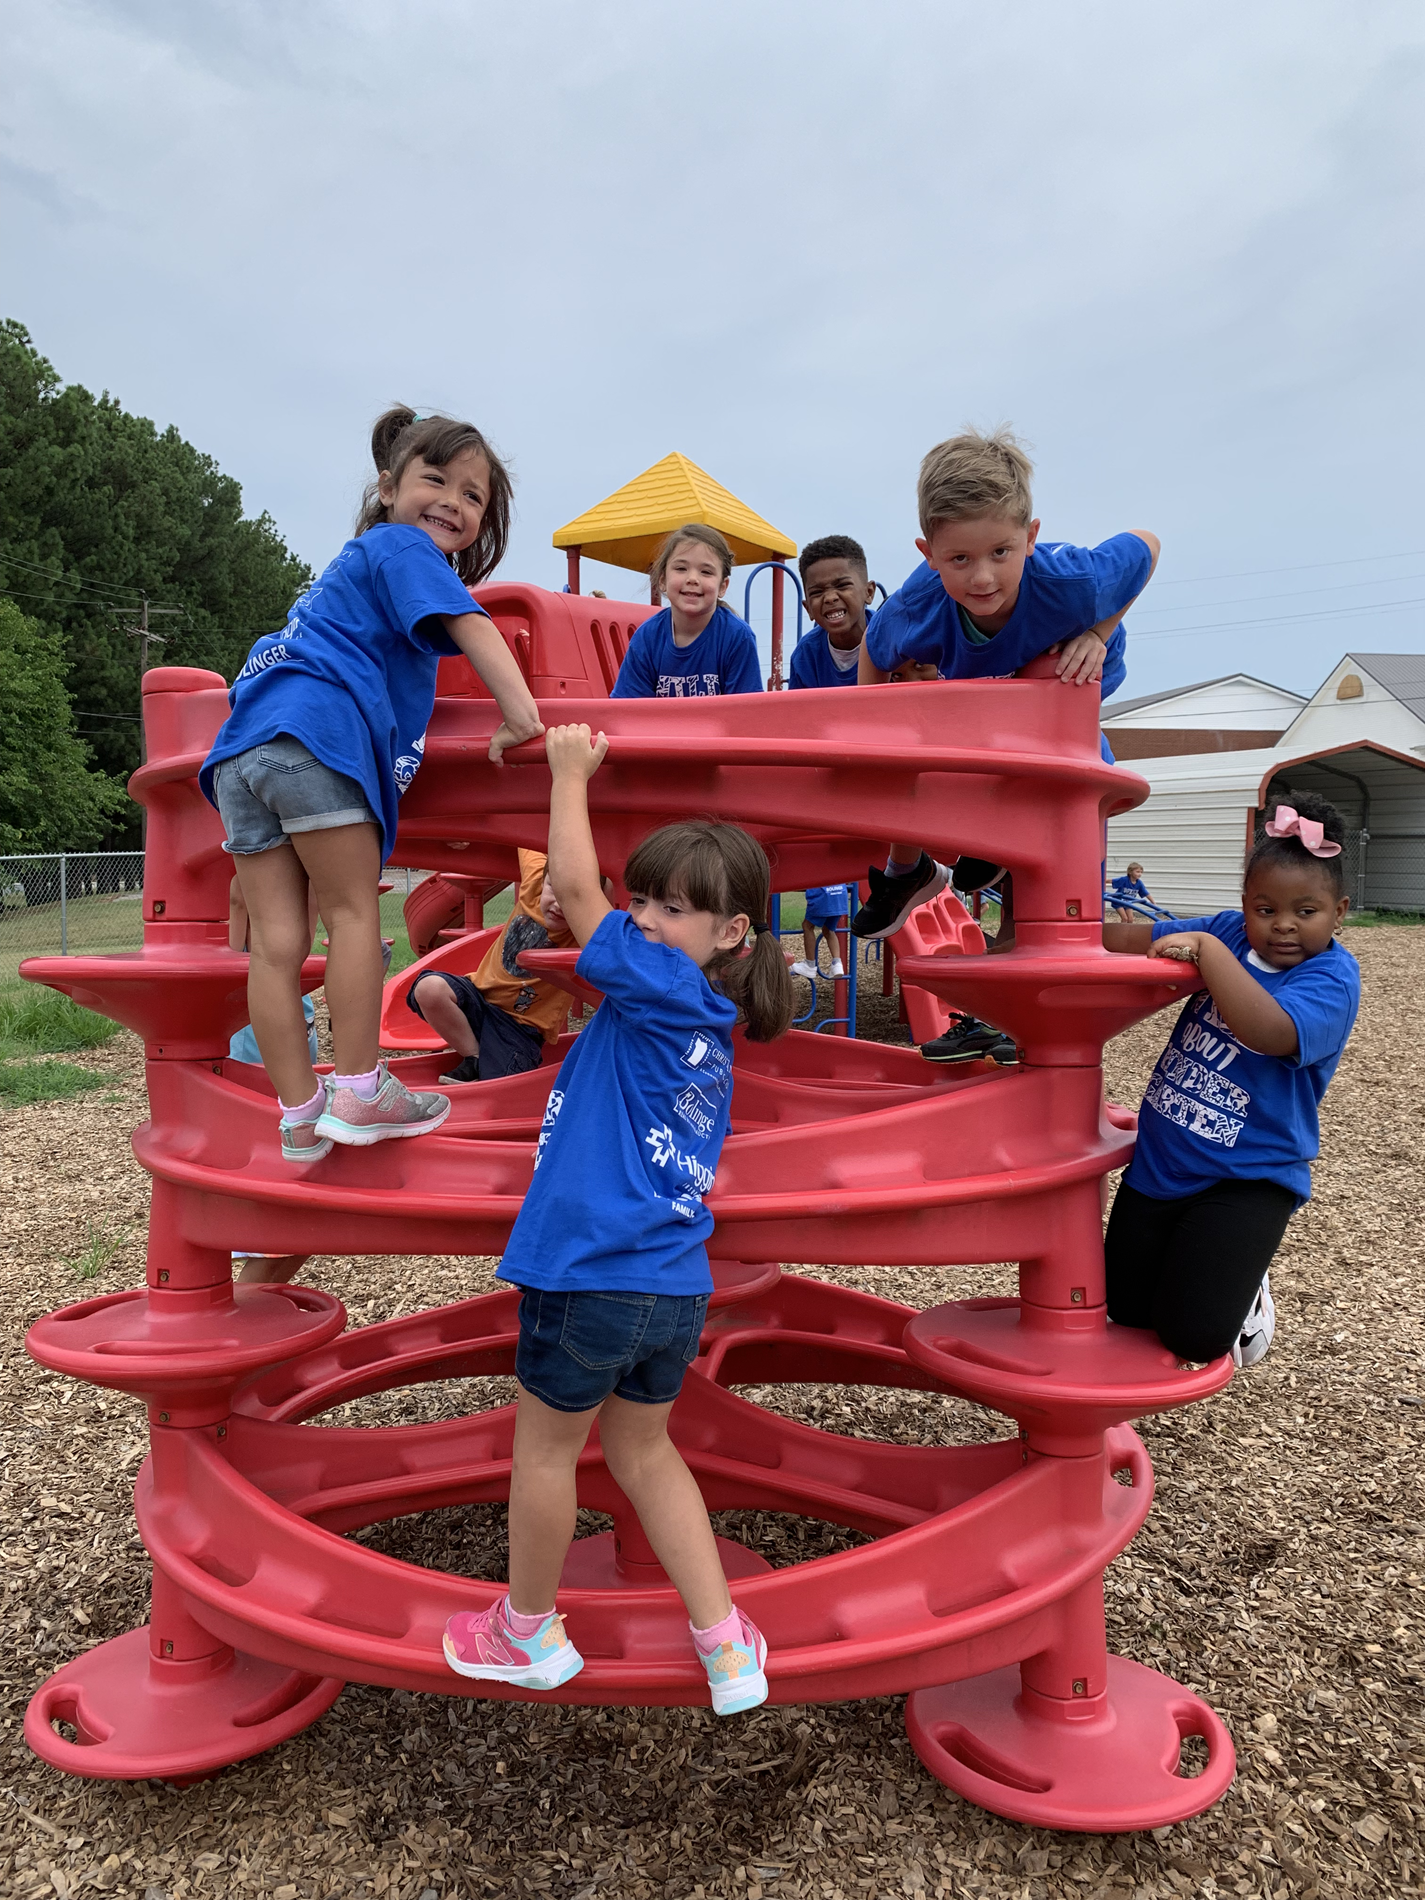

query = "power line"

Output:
[[0, 550, 180, 606], [1132, 595, 1425, 641], [1134, 572, 1425, 619], [1152, 548, 1425, 587]]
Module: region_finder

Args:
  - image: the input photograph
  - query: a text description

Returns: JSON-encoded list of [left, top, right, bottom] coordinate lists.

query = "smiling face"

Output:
[[1242, 860, 1348, 968], [916, 512, 1040, 632], [627, 888, 748, 970], [662, 539, 729, 637], [378, 447, 492, 557], [803, 555, 874, 650]]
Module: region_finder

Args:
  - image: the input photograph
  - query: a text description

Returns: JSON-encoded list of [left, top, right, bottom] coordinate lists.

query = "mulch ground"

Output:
[[1, 927, 1420, 1900]]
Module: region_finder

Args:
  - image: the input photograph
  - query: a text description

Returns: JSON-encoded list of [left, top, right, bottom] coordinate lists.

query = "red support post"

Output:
[[770, 562, 785, 690], [566, 547, 581, 596]]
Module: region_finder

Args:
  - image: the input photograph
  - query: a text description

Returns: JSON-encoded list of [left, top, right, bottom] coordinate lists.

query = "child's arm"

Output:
[[857, 645, 892, 684], [545, 725, 615, 947], [445, 612, 545, 763], [1103, 921, 1155, 954], [1053, 531, 1161, 685], [1148, 930, 1298, 1057]]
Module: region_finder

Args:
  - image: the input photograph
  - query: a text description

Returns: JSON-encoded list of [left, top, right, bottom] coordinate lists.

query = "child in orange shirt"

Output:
[[408, 850, 576, 1081]]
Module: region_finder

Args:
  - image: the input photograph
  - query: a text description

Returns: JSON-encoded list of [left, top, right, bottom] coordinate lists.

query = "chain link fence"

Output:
[[0, 852, 147, 975]]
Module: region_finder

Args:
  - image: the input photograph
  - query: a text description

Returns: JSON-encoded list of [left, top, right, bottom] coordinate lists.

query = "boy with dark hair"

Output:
[[789, 535, 876, 689], [853, 427, 1159, 942]]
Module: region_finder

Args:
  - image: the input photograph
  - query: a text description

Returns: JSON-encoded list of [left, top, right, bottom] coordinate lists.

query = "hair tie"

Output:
[[1263, 804, 1341, 858], [750, 920, 774, 937]]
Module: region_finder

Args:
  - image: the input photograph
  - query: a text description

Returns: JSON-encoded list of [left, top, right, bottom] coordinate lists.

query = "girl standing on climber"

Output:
[[201, 407, 543, 1164], [443, 724, 793, 1713], [1103, 791, 1360, 1368]]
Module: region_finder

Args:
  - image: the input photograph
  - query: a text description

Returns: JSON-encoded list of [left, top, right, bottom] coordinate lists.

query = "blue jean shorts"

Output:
[[213, 734, 378, 855], [513, 1288, 710, 1412]]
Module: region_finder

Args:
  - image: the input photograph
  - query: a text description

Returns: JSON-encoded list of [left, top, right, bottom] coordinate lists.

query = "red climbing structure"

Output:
[[21, 585, 1237, 1829]]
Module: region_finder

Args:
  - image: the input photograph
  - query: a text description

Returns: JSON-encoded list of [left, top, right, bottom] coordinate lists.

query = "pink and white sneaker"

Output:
[[316, 1062, 451, 1147], [442, 1599, 584, 1689]]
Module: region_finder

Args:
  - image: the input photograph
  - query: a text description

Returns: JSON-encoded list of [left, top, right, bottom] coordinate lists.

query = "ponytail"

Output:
[[624, 822, 793, 1043], [356, 404, 513, 585], [718, 925, 795, 1043], [1247, 789, 1348, 901]]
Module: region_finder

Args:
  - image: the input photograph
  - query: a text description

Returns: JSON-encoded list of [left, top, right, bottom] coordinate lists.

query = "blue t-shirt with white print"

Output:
[[1126, 911, 1360, 1204], [200, 523, 482, 860], [1111, 874, 1152, 900], [865, 535, 1149, 703], [787, 622, 868, 690], [611, 604, 764, 698], [497, 909, 739, 1296]]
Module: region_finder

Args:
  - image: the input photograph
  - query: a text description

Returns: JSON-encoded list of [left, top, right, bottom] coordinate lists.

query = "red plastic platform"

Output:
[[20, 588, 1236, 1829]]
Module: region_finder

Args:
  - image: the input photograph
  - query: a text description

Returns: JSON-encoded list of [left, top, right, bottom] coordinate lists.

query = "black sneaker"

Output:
[[951, 857, 1007, 894], [921, 1016, 1019, 1065], [850, 853, 949, 940], [439, 1053, 481, 1084]]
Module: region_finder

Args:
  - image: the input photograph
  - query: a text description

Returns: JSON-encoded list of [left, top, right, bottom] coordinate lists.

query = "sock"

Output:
[[332, 1065, 382, 1101], [885, 854, 922, 879], [277, 1083, 325, 1122], [503, 1596, 552, 1636], [690, 1606, 742, 1655]]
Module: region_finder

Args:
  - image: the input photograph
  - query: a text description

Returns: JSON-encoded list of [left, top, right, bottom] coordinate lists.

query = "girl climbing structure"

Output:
[[21, 584, 1236, 1832]]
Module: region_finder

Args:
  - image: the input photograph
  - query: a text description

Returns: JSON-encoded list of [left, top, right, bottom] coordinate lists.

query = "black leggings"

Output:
[[1105, 1177, 1298, 1362]]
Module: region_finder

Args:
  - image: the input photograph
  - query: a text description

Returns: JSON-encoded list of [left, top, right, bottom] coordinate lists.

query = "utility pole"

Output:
[[114, 597, 186, 765]]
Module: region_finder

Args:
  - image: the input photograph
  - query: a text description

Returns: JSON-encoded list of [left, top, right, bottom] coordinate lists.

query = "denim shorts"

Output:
[[407, 972, 544, 1081], [513, 1287, 710, 1412], [213, 734, 378, 855]]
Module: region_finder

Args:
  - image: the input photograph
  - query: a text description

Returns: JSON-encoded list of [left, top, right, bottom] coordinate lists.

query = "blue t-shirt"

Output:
[[1112, 875, 1151, 899], [497, 909, 739, 1295], [865, 535, 1150, 704], [611, 604, 764, 698], [788, 622, 867, 690], [200, 523, 482, 860], [1126, 912, 1360, 1204]]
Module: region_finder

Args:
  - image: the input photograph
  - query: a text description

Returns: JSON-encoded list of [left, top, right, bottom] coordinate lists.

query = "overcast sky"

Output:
[[5, 0, 1424, 707]]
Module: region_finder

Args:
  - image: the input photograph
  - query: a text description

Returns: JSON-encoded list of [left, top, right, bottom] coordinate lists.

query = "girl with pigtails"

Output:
[[1103, 791, 1361, 1369], [443, 725, 793, 1714], [201, 407, 543, 1164]]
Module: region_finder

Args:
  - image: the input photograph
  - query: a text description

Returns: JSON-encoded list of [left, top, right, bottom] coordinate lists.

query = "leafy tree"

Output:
[[0, 598, 129, 853], [0, 320, 311, 840]]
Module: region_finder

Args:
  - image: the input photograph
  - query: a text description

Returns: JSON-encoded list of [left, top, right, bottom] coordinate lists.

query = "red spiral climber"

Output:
[[21, 585, 1236, 1829]]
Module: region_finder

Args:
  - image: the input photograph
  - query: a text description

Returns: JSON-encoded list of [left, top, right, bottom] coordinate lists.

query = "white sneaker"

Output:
[[827, 959, 846, 978], [1233, 1274, 1276, 1368], [790, 959, 820, 980]]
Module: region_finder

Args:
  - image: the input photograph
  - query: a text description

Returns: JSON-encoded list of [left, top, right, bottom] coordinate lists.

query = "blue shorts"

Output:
[[214, 735, 378, 855], [407, 972, 544, 1081], [513, 1288, 710, 1412]]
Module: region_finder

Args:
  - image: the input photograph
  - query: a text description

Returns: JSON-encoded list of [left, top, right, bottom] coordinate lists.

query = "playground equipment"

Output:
[[21, 594, 1238, 1830]]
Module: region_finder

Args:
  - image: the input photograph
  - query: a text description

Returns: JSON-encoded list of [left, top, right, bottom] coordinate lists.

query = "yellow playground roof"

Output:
[[552, 452, 796, 574]]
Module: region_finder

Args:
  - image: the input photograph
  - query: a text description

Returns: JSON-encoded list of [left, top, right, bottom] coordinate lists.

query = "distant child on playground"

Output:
[[1110, 862, 1154, 923], [407, 849, 577, 1083], [787, 535, 879, 978], [612, 525, 763, 698], [200, 407, 543, 1165], [853, 428, 1159, 941], [442, 724, 793, 1712], [1103, 792, 1359, 1367]]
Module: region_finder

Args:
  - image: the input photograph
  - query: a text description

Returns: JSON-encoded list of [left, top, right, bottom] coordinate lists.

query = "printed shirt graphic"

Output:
[[865, 535, 1149, 704], [1126, 912, 1361, 1203], [497, 909, 739, 1296], [468, 849, 577, 1044], [788, 621, 869, 690], [1111, 875, 1151, 899], [199, 523, 484, 860], [611, 605, 764, 698]]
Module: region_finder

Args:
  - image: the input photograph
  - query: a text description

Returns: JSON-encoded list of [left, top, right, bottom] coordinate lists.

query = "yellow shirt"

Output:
[[468, 850, 577, 1045]]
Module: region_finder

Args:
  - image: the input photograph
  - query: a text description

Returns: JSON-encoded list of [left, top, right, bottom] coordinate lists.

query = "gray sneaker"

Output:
[[1233, 1274, 1276, 1368], [316, 1062, 451, 1147], [280, 1115, 334, 1164]]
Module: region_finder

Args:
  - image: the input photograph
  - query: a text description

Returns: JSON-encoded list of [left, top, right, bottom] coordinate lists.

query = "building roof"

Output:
[[1349, 653, 1425, 721], [552, 453, 796, 574], [1105, 673, 1305, 720]]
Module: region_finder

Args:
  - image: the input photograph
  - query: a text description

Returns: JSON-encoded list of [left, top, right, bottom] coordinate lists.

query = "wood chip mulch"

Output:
[[1, 927, 1421, 1900]]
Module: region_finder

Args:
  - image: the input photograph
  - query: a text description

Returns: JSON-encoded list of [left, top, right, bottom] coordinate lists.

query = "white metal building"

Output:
[[1106, 740, 1425, 915], [1101, 674, 1307, 758]]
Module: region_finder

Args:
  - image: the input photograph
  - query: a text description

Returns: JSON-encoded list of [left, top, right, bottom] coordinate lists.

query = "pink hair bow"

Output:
[[1264, 805, 1341, 858]]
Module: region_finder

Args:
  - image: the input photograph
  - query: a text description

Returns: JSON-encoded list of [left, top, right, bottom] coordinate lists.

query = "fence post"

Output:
[[59, 853, 68, 955]]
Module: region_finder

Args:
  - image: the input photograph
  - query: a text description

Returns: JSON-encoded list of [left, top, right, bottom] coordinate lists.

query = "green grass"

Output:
[[62, 1217, 138, 1279], [0, 982, 121, 1058], [0, 1058, 109, 1107], [1343, 909, 1425, 928]]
